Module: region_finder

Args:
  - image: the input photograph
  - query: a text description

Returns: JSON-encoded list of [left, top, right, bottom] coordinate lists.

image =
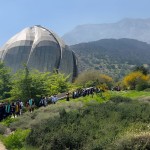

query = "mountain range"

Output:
[[63, 18, 150, 45], [70, 38, 150, 79]]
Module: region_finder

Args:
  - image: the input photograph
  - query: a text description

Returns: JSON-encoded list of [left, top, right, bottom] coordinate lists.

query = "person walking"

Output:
[[11, 102, 16, 118], [29, 98, 33, 112], [66, 92, 70, 101]]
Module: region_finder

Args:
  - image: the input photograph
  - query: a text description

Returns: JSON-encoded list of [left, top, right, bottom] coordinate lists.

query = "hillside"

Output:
[[63, 18, 150, 45], [0, 91, 150, 150], [70, 38, 150, 79]]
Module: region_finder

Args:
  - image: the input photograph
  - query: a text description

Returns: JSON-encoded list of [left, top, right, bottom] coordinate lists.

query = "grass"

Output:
[[108, 90, 150, 99], [0, 117, 18, 127], [69, 94, 107, 103], [60, 90, 150, 104]]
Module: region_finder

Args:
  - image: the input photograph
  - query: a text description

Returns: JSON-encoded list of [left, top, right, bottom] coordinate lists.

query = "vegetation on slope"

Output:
[[0, 92, 150, 150], [70, 38, 150, 80], [26, 97, 150, 150]]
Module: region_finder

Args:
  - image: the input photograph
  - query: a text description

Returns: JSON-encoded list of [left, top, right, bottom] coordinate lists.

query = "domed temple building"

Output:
[[0, 25, 78, 81]]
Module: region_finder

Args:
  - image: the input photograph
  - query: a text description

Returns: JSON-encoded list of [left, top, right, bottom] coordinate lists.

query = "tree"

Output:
[[133, 66, 149, 75], [123, 71, 149, 90], [10, 65, 32, 101], [22, 65, 32, 99], [0, 62, 11, 99], [10, 67, 70, 101], [74, 70, 113, 89], [44, 73, 70, 95]]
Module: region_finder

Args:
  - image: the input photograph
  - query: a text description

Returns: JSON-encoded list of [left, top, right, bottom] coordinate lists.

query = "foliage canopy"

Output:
[[75, 70, 113, 89], [0, 62, 11, 99], [123, 71, 149, 90], [10, 66, 70, 101]]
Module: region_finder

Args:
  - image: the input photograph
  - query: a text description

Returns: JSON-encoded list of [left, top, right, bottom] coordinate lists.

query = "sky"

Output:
[[0, 0, 150, 46]]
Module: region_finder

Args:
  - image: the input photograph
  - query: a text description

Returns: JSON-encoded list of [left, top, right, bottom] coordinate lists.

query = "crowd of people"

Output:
[[0, 87, 102, 121], [0, 100, 23, 121], [38, 95, 59, 106], [72, 87, 96, 99]]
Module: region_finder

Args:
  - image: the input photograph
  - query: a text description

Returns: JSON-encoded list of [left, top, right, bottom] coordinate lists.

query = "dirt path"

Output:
[[0, 141, 7, 150], [0, 128, 12, 150]]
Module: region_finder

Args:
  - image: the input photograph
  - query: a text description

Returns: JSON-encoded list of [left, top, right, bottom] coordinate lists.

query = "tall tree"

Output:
[[21, 65, 32, 99], [0, 62, 11, 99], [10, 67, 70, 101], [10, 65, 32, 101]]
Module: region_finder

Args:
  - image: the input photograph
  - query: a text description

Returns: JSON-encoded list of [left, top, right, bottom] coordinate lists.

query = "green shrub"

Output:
[[9, 101, 83, 131], [26, 97, 150, 150], [136, 81, 149, 91], [20, 145, 39, 150], [109, 96, 131, 103], [144, 88, 150, 92], [2, 129, 30, 150], [26, 111, 87, 150], [113, 132, 150, 150], [59, 108, 67, 118], [1, 117, 18, 127], [0, 124, 7, 134]]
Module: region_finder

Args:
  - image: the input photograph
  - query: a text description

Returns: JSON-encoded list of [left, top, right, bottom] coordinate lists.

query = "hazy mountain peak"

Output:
[[62, 18, 150, 45]]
